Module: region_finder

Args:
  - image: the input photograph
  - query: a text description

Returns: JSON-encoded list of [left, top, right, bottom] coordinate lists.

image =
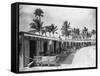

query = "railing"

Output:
[[25, 56, 59, 67]]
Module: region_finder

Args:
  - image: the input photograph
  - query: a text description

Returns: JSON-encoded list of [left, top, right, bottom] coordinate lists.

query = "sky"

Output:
[[19, 4, 96, 36]]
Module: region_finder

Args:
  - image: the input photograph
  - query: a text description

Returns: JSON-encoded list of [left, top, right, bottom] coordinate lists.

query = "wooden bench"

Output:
[[36, 56, 58, 66], [26, 56, 59, 67]]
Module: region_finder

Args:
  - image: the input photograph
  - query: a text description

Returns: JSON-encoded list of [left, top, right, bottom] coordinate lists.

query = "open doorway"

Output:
[[44, 41, 48, 56], [30, 40, 37, 62]]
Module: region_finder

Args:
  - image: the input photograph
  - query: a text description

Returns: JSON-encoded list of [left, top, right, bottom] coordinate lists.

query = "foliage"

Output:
[[30, 8, 44, 35], [82, 27, 88, 39], [91, 29, 96, 35], [34, 8, 44, 18], [87, 32, 92, 38], [50, 24, 58, 35], [61, 20, 71, 37], [82, 27, 88, 34], [71, 28, 80, 39], [72, 28, 80, 35]]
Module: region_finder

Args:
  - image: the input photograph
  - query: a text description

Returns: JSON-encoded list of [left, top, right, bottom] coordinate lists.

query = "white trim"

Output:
[[24, 33, 96, 43]]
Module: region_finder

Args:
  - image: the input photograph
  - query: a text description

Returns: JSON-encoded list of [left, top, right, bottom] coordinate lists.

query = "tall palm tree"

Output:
[[29, 8, 44, 35], [61, 20, 71, 39], [30, 18, 43, 35], [45, 26, 52, 36], [50, 24, 58, 37]]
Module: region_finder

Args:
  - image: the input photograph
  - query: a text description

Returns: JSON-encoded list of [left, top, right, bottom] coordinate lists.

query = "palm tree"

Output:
[[29, 8, 44, 35], [45, 26, 52, 36], [91, 29, 96, 35], [41, 27, 47, 36], [76, 28, 80, 35], [61, 20, 71, 39], [34, 8, 44, 19], [82, 27, 88, 33], [87, 32, 92, 39], [30, 18, 43, 35], [75, 28, 80, 39], [50, 24, 58, 37], [91, 29, 96, 40], [72, 28, 80, 39], [82, 27, 88, 39]]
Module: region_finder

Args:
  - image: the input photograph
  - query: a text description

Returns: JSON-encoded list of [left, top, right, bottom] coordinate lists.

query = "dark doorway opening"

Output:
[[44, 41, 47, 56], [30, 40, 36, 62], [54, 41, 56, 54]]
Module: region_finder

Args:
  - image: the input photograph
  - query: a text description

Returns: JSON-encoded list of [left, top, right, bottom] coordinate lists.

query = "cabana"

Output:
[[19, 32, 95, 70]]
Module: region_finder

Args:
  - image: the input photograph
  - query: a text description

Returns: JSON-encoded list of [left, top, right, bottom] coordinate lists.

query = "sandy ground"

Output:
[[70, 45, 96, 68], [60, 45, 96, 68], [20, 45, 96, 71]]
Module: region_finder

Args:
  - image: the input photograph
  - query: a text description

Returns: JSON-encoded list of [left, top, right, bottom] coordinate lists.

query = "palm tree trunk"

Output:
[[53, 32, 54, 37]]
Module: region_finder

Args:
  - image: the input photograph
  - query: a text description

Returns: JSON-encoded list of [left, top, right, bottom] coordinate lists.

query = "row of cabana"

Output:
[[19, 32, 96, 68]]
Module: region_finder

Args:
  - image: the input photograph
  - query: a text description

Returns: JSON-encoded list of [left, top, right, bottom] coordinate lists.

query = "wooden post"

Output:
[[24, 39, 30, 67], [19, 33, 24, 70], [54, 41, 56, 55], [36, 38, 40, 56]]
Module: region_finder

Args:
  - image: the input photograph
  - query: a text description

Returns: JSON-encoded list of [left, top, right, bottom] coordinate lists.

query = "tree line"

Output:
[[29, 8, 96, 40]]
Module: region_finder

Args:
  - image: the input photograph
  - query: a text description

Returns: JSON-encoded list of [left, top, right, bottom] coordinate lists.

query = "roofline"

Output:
[[19, 31, 95, 43]]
